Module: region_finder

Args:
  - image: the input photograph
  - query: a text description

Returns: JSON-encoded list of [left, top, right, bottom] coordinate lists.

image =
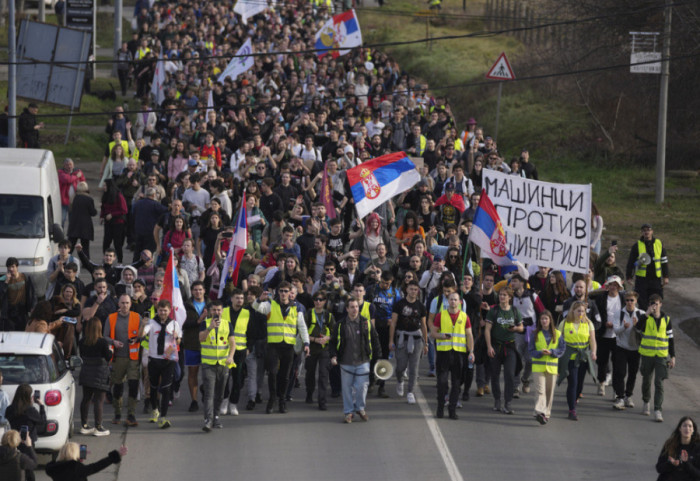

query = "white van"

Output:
[[0, 149, 64, 296]]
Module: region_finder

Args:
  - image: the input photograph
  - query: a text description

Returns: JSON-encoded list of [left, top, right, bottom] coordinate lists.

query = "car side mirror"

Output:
[[51, 223, 65, 243], [68, 356, 82, 370]]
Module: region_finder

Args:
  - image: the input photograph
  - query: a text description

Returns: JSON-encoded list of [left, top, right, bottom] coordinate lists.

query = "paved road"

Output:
[[32, 163, 700, 481]]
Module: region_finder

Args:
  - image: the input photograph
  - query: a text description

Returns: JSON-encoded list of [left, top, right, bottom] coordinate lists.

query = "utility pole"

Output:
[[655, 0, 672, 204], [112, 0, 122, 77], [8, 0, 17, 148]]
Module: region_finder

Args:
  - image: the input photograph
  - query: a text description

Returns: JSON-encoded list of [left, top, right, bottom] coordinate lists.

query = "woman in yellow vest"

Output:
[[528, 310, 565, 425], [557, 301, 597, 421]]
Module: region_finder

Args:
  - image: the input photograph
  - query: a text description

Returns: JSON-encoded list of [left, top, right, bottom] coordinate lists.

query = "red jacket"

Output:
[[100, 193, 128, 224], [58, 168, 86, 206], [199, 144, 222, 169]]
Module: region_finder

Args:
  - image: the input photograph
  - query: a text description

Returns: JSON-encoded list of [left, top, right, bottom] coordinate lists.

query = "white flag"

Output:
[[234, 0, 267, 24], [150, 48, 166, 106], [218, 39, 255, 83], [207, 89, 214, 117]]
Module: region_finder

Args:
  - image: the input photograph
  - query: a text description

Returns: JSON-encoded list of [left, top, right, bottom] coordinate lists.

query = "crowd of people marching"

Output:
[[0, 0, 693, 479]]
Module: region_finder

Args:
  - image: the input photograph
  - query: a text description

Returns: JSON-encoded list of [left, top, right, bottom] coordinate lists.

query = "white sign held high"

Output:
[[482, 170, 591, 273]]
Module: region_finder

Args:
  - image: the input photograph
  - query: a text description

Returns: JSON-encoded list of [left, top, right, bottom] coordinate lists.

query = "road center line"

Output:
[[415, 384, 465, 481]]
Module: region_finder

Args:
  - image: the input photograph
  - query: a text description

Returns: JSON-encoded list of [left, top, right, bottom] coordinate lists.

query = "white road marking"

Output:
[[415, 384, 465, 481]]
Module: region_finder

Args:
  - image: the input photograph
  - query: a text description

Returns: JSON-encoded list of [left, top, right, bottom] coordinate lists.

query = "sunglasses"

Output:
[[278, 289, 290, 293], [314, 298, 326, 302], [625, 299, 636, 302]]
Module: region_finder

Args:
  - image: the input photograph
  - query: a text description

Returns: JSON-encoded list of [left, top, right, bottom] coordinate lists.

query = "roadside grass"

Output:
[[359, 0, 700, 276]]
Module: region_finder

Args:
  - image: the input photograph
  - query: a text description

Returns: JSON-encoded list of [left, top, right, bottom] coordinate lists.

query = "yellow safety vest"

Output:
[[562, 321, 590, 360], [109, 140, 130, 158], [638, 316, 669, 358], [532, 330, 560, 374], [435, 310, 468, 353], [418, 135, 427, 156], [635, 239, 663, 278], [141, 306, 156, 351], [361, 302, 371, 323], [136, 47, 151, 60], [201, 317, 233, 366], [267, 301, 298, 345], [309, 310, 330, 338], [222, 307, 249, 351]]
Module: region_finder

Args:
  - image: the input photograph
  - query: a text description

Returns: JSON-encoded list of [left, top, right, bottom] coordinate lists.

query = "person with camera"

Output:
[[4, 385, 44, 481], [0, 429, 37, 481], [625, 223, 669, 310], [431, 291, 474, 420], [46, 442, 127, 481], [220, 290, 250, 416], [199, 300, 235, 431]]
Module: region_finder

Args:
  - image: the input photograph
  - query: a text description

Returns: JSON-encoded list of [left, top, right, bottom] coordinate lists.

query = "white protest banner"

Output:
[[482, 169, 591, 273], [234, 0, 268, 24], [218, 38, 254, 83]]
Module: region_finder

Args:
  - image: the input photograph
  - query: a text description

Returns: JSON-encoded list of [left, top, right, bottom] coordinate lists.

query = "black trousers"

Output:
[[148, 358, 175, 416], [265, 343, 295, 401], [305, 350, 330, 404], [437, 351, 463, 409], [613, 345, 641, 399], [103, 222, 126, 263], [634, 276, 663, 310], [225, 350, 248, 404], [596, 336, 616, 383], [370, 323, 391, 386]]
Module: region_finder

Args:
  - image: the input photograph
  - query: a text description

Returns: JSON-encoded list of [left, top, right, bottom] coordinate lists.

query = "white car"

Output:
[[0, 332, 79, 453]]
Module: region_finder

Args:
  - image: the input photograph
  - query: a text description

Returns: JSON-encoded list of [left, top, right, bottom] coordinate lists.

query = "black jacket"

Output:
[[0, 444, 37, 481], [18, 108, 39, 148], [46, 449, 122, 481], [5, 404, 46, 443], [78, 337, 112, 391], [656, 442, 700, 481], [330, 315, 381, 363], [67, 194, 97, 240]]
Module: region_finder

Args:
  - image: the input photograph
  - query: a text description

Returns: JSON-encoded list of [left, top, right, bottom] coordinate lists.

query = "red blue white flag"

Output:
[[219, 193, 247, 298], [160, 248, 186, 326], [470, 191, 517, 266], [314, 9, 362, 59], [346, 151, 420, 219]]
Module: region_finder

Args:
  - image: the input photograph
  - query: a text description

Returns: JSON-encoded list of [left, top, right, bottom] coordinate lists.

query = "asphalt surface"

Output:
[[30, 163, 700, 481]]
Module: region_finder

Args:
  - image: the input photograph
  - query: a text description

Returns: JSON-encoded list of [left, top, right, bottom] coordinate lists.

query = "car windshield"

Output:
[[0, 354, 50, 384], [0, 194, 45, 238]]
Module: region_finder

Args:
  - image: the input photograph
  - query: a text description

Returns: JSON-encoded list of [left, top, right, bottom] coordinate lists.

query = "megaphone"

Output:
[[637, 252, 652, 266], [373, 359, 394, 381]]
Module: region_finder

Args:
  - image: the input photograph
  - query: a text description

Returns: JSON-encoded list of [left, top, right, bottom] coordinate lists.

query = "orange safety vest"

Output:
[[109, 311, 141, 361]]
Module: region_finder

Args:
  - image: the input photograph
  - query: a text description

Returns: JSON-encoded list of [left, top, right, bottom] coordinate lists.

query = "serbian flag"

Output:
[[320, 164, 336, 219], [347, 151, 420, 219], [314, 9, 362, 59], [160, 249, 186, 326], [218, 193, 247, 298], [470, 191, 517, 267]]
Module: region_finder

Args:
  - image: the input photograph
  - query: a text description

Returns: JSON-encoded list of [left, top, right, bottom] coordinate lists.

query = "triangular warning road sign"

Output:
[[486, 52, 516, 80]]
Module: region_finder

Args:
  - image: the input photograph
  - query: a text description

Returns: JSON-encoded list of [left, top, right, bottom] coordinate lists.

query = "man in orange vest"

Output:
[[104, 294, 142, 427]]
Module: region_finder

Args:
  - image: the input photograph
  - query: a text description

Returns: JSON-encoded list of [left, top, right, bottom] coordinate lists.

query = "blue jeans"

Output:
[[427, 338, 436, 372], [566, 360, 588, 411], [340, 362, 370, 414], [61, 204, 69, 230]]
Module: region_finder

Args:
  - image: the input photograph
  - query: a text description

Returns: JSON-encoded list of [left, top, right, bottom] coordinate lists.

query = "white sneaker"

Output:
[[406, 392, 416, 404], [79, 424, 95, 435], [396, 381, 405, 397], [654, 410, 664, 422], [604, 372, 612, 386], [456, 400, 463, 409], [613, 398, 625, 410], [597, 384, 605, 396], [93, 425, 110, 437], [642, 402, 651, 416], [624, 397, 635, 408], [229, 403, 239, 416], [219, 403, 229, 416]]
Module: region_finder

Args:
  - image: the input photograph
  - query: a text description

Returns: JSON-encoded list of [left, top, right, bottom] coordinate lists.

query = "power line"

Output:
[[13, 52, 695, 120], [2, 0, 688, 67]]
